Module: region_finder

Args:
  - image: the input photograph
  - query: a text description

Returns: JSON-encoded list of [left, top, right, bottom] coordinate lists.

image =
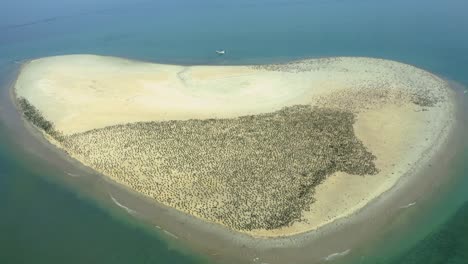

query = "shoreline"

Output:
[[92, 81, 464, 264], [14, 55, 456, 237], [6, 55, 465, 263]]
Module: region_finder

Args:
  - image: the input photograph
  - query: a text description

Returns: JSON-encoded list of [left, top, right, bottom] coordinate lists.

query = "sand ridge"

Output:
[[14, 55, 455, 237]]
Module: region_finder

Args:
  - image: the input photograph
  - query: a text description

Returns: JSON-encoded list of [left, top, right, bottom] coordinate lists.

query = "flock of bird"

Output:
[[58, 105, 378, 230]]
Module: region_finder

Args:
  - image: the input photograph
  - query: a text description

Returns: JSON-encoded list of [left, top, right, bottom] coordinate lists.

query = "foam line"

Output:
[[323, 249, 351, 261], [65, 171, 80, 177], [109, 194, 136, 214], [163, 230, 179, 239], [399, 202, 417, 209]]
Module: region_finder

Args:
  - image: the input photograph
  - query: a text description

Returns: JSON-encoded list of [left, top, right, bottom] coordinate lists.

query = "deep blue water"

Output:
[[1, 0, 467, 263]]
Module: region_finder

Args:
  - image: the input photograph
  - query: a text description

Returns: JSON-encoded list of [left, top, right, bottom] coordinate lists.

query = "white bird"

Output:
[[215, 50, 225, 55]]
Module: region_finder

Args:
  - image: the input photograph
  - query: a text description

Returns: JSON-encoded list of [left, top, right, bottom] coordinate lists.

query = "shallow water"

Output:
[[1, 0, 468, 263]]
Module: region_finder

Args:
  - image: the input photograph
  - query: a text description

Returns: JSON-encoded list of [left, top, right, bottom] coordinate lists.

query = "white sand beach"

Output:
[[14, 54, 455, 237]]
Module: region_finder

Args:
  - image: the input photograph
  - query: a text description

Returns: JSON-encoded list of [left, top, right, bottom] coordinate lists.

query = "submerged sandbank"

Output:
[[14, 54, 455, 238]]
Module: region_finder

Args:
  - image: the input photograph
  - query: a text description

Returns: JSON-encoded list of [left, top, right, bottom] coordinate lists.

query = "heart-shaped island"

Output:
[[14, 55, 454, 237]]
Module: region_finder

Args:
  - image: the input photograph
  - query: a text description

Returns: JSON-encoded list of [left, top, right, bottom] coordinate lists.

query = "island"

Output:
[[13, 55, 455, 237]]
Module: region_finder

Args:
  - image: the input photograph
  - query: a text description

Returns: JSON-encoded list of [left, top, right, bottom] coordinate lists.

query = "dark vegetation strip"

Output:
[[17, 97, 64, 141]]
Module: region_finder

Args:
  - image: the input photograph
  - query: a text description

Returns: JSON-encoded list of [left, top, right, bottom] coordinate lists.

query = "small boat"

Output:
[[215, 50, 225, 55]]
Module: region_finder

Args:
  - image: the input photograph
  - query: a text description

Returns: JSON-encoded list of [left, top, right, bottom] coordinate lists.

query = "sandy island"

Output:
[[14, 55, 455, 238]]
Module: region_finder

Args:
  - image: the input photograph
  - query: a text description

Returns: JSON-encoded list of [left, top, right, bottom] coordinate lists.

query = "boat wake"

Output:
[[109, 194, 137, 214], [323, 249, 351, 262]]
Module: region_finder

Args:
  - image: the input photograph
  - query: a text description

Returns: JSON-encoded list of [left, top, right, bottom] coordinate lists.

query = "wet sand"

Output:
[[5, 55, 465, 263]]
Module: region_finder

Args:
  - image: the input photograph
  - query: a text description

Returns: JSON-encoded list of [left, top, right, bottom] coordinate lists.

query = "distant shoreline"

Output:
[[8, 54, 464, 262]]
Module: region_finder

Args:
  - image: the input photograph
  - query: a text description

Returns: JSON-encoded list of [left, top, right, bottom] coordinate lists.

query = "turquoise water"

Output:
[[1, 0, 468, 263], [0, 129, 203, 264]]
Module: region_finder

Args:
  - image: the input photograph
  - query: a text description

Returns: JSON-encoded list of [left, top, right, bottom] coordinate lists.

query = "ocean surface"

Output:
[[1, 0, 467, 263]]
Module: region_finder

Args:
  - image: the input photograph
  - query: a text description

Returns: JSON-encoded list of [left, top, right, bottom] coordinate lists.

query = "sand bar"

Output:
[[14, 55, 455, 238]]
